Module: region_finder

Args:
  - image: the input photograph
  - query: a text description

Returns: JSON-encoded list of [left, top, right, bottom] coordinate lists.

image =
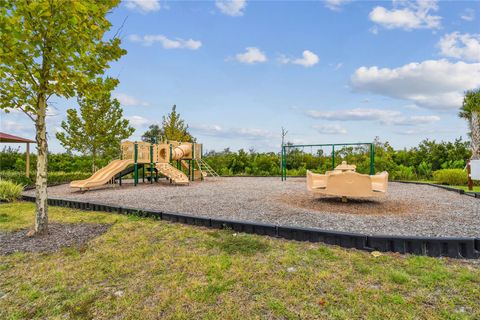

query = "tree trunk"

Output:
[[471, 111, 480, 160], [92, 149, 96, 173], [34, 95, 49, 234]]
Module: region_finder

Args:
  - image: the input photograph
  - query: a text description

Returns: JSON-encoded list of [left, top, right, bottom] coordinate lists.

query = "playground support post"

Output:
[[191, 143, 195, 181], [134, 142, 138, 186], [119, 145, 123, 186], [332, 145, 335, 170], [169, 144, 173, 183], [201, 144, 204, 181], [281, 146, 287, 181], [150, 144, 154, 184], [370, 144, 375, 175]]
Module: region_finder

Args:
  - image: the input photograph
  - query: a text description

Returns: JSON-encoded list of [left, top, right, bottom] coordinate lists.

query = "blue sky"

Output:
[[1, 0, 480, 153]]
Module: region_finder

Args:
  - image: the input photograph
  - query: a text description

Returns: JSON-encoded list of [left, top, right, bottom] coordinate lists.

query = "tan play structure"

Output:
[[307, 161, 389, 200], [70, 141, 218, 190]]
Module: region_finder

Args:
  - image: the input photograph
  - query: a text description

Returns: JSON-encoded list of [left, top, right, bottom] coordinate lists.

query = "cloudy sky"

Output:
[[1, 0, 480, 153]]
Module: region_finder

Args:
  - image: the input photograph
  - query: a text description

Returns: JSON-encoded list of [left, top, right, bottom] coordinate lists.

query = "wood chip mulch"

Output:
[[0, 223, 110, 255]]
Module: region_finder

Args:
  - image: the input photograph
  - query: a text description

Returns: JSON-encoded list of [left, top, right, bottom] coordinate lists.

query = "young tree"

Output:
[[162, 105, 195, 142], [56, 79, 134, 172], [0, 1, 126, 234], [142, 124, 164, 143], [459, 89, 480, 159]]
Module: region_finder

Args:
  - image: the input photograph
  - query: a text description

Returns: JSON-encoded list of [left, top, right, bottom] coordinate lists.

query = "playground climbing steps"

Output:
[[155, 163, 189, 184], [70, 159, 133, 190], [196, 159, 219, 177]]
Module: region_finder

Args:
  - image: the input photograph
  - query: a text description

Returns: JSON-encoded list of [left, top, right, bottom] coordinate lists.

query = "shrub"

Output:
[[0, 180, 24, 202], [287, 167, 307, 176], [417, 161, 432, 179], [432, 169, 467, 185], [0, 171, 33, 186], [47, 172, 92, 185], [0, 171, 91, 186], [392, 165, 416, 181]]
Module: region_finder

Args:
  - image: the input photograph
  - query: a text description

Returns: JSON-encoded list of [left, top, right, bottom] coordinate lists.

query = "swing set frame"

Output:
[[280, 142, 375, 181]]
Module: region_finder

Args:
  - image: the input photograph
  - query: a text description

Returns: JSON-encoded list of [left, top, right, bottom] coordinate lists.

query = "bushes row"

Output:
[[432, 169, 468, 186], [390, 168, 472, 186], [0, 171, 91, 187], [0, 180, 23, 202], [0, 146, 114, 173]]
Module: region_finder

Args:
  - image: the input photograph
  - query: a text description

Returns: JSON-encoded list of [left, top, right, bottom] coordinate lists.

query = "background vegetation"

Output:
[[202, 138, 470, 181], [0, 137, 472, 186]]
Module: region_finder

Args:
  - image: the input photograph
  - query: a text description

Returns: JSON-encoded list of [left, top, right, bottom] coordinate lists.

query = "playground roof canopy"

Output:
[[0, 132, 35, 143]]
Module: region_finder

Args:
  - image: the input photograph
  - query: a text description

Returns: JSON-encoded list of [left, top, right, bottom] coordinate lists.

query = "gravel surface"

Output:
[[0, 223, 110, 254], [24, 177, 480, 238]]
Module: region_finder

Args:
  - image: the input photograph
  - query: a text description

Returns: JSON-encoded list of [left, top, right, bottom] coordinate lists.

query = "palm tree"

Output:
[[459, 89, 480, 160]]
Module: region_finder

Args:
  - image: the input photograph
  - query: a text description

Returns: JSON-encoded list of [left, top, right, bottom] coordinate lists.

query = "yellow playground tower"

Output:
[[70, 140, 218, 191]]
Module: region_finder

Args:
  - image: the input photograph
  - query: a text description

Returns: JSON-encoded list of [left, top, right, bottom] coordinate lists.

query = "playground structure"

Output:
[[281, 142, 376, 181], [70, 141, 218, 190], [307, 161, 388, 200], [281, 142, 387, 200]]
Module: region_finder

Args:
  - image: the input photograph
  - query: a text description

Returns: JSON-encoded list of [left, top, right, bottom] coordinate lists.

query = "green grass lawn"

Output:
[[446, 185, 480, 192], [1, 202, 479, 319], [397, 180, 480, 193]]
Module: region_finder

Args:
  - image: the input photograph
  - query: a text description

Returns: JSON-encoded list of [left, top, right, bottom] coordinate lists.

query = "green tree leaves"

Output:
[[56, 78, 134, 172], [142, 125, 163, 144], [0, 0, 126, 233], [459, 89, 480, 159], [162, 105, 195, 142], [141, 105, 196, 143]]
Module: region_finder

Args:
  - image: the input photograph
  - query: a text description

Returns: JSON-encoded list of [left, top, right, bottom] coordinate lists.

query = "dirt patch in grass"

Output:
[[277, 193, 419, 216], [0, 222, 110, 255]]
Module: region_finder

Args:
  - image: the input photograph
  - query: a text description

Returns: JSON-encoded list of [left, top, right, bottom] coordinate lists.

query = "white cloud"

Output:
[[324, 0, 352, 11], [191, 124, 275, 140], [0, 119, 31, 132], [438, 32, 480, 62], [128, 34, 202, 50], [216, 0, 247, 17], [369, 0, 442, 31], [306, 108, 440, 126], [125, 0, 161, 13], [369, 26, 379, 35], [306, 108, 401, 121], [351, 59, 480, 110], [393, 128, 439, 135], [280, 50, 319, 67], [127, 115, 150, 127], [312, 124, 347, 134], [115, 93, 149, 107], [461, 8, 475, 22], [235, 47, 267, 64], [403, 104, 421, 110], [389, 115, 440, 126]]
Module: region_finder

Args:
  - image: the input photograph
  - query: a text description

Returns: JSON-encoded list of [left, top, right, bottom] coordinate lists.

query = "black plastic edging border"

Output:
[[21, 195, 480, 259]]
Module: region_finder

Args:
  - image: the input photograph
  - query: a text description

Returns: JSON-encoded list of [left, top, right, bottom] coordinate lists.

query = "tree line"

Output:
[[1, 137, 471, 181], [201, 138, 470, 180]]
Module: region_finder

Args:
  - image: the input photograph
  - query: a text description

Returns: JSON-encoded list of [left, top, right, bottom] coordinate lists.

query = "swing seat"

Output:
[[307, 170, 388, 198]]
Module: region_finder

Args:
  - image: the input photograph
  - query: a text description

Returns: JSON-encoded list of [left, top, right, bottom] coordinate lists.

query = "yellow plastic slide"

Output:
[[156, 163, 189, 184], [70, 159, 133, 190]]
